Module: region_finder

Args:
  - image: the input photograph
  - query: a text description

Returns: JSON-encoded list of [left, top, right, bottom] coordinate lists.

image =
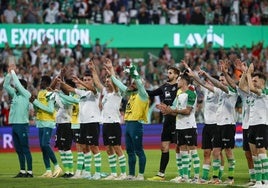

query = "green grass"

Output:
[[0, 148, 249, 188]]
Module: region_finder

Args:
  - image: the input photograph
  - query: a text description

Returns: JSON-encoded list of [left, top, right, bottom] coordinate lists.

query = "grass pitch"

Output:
[[0, 148, 249, 188]]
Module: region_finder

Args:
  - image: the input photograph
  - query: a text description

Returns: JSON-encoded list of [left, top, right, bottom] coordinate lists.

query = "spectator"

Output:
[[190, 6, 205, 25], [43, 2, 59, 24], [168, 5, 179, 24], [250, 12, 261, 25], [23, 2, 40, 23], [2, 4, 17, 23], [90, 4, 103, 24], [103, 4, 114, 24], [137, 4, 150, 24], [117, 5, 129, 24], [205, 6, 214, 25]]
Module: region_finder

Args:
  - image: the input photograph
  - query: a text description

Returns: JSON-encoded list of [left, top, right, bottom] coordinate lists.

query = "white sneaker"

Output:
[[190, 177, 199, 184], [92, 173, 101, 180], [114, 173, 127, 180], [249, 182, 263, 188], [170, 176, 182, 183], [82, 171, 92, 179], [71, 171, 82, 179], [124, 175, 135, 180], [40, 171, 53, 178], [104, 174, 117, 180], [52, 167, 63, 178], [136, 174, 144, 181]]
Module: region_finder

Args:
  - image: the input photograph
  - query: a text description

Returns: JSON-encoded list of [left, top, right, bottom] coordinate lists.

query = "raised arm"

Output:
[[204, 69, 228, 93], [182, 60, 214, 92], [247, 63, 261, 95], [104, 58, 127, 93], [238, 63, 248, 92], [220, 59, 237, 89], [72, 75, 97, 94], [88, 59, 104, 91], [10, 69, 31, 98], [59, 78, 75, 94]]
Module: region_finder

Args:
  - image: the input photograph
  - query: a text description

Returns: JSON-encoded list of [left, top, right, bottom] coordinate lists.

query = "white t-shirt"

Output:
[[215, 86, 238, 125], [248, 90, 267, 126], [237, 87, 250, 129], [103, 10, 114, 24], [172, 90, 197, 130], [168, 9, 179, 24], [75, 89, 101, 123], [202, 87, 218, 124], [44, 8, 58, 24], [101, 88, 122, 123], [55, 93, 72, 123]]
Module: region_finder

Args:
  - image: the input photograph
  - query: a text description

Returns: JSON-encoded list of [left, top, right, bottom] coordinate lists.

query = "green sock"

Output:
[[66, 150, 74, 174], [94, 153, 101, 173], [108, 154, 117, 174], [202, 164, 210, 180], [118, 155, 126, 174], [212, 159, 220, 178], [253, 156, 262, 182], [84, 152, 92, 173], [176, 153, 183, 176], [181, 151, 190, 179], [259, 154, 268, 181], [191, 150, 200, 178], [227, 159, 235, 179], [77, 152, 84, 171], [59, 150, 68, 173]]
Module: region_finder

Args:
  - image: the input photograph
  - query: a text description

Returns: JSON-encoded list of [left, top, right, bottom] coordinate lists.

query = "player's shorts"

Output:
[[213, 124, 235, 149], [102, 123, 122, 146], [72, 129, 81, 143], [243, 129, 250, 151], [55, 123, 73, 150], [248, 124, 267, 149], [176, 128, 197, 146], [161, 115, 176, 143], [201, 124, 217, 149], [79, 122, 100, 146]]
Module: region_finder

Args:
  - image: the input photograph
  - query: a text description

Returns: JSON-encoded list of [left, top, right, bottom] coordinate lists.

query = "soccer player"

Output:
[[246, 63, 268, 187], [88, 58, 127, 180], [146, 66, 180, 181], [105, 60, 149, 180], [56, 78, 83, 179], [221, 60, 256, 186], [184, 62, 219, 183], [52, 77, 75, 178], [157, 72, 198, 183], [30, 75, 62, 178], [60, 72, 102, 180], [3, 63, 33, 178], [201, 66, 238, 185]]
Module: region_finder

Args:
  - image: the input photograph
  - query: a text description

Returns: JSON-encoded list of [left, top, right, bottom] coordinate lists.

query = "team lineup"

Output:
[[4, 56, 268, 187]]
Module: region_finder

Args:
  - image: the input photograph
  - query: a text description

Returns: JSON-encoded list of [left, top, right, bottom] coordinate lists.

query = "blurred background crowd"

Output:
[[1, 0, 268, 25], [0, 0, 267, 126]]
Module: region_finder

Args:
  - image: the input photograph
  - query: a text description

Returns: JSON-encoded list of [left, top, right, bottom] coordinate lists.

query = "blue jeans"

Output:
[[38, 127, 58, 170], [125, 121, 146, 176]]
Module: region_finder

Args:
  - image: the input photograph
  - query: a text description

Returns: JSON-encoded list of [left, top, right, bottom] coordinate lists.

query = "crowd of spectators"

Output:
[[0, 35, 267, 126], [0, 0, 268, 25], [0, 0, 268, 126]]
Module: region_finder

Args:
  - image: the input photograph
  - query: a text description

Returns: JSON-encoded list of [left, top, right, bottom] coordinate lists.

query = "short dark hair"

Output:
[[168, 66, 180, 76], [65, 79, 76, 88], [19, 79, 27, 89], [180, 72, 192, 85], [41, 75, 51, 86], [84, 70, 92, 77], [252, 72, 267, 82]]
